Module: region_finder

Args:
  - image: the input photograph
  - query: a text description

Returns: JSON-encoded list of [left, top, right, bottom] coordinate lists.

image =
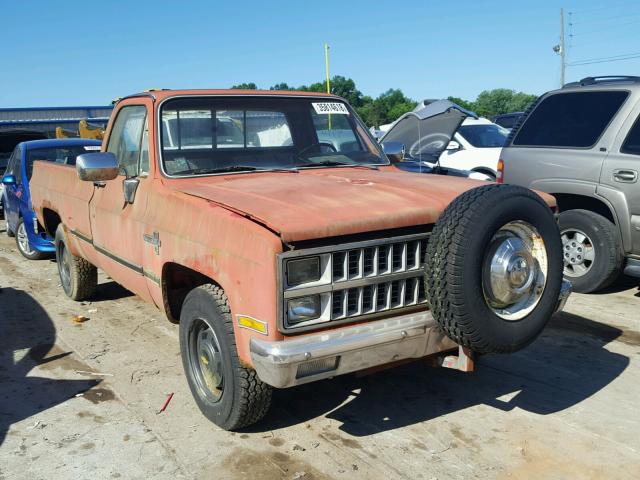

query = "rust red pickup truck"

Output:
[[30, 89, 570, 429]]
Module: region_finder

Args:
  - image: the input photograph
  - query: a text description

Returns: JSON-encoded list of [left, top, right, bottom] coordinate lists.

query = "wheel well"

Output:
[[42, 208, 62, 236], [471, 167, 497, 178], [162, 263, 215, 323], [553, 194, 616, 224]]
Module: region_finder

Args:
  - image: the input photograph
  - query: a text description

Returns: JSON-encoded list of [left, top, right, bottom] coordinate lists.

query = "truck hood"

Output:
[[168, 167, 487, 243], [380, 100, 478, 161]]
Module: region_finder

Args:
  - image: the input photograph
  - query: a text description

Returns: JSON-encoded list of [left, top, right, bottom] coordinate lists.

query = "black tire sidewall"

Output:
[[54, 225, 73, 297], [558, 210, 622, 293], [179, 288, 238, 426]]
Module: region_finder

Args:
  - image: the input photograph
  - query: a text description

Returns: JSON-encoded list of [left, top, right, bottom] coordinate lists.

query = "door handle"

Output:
[[613, 169, 638, 183]]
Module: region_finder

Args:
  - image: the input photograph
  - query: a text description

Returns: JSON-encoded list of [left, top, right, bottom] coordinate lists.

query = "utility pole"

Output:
[[553, 8, 566, 87], [560, 8, 565, 86], [324, 43, 331, 94]]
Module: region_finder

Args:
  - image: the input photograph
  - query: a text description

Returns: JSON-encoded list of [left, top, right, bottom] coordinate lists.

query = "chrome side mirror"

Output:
[[381, 141, 405, 164], [76, 152, 119, 182], [1, 174, 16, 186]]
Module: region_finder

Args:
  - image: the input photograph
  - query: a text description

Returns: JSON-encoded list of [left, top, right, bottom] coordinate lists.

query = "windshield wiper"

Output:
[[173, 165, 298, 175], [295, 159, 379, 170]]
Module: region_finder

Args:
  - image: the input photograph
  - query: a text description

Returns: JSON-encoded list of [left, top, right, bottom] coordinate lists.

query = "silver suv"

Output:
[[500, 76, 640, 293]]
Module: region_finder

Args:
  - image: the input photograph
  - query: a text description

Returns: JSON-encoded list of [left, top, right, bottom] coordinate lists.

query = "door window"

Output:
[[6, 147, 21, 184], [107, 105, 148, 177], [513, 91, 629, 148], [621, 115, 640, 156]]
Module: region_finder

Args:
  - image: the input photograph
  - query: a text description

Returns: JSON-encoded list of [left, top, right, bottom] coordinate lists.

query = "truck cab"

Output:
[[29, 89, 569, 430]]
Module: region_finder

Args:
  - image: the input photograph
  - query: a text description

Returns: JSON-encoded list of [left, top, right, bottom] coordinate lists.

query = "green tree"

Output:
[[471, 89, 537, 117], [447, 96, 476, 112], [269, 83, 292, 90], [231, 82, 258, 90]]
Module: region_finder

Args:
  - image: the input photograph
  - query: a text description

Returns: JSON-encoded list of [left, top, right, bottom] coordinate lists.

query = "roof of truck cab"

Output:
[[20, 138, 102, 151], [120, 89, 342, 103]]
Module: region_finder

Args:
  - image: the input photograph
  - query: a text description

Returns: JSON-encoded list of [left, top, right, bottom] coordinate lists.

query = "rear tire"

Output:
[[558, 209, 623, 293], [425, 184, 563, 354], [55, 224, 97, 300], [16, 218, 47, 260], [179, 284, 272, 430]]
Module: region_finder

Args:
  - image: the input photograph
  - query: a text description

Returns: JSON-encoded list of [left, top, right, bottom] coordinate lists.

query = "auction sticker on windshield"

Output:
[[312, 102, 349, 114]]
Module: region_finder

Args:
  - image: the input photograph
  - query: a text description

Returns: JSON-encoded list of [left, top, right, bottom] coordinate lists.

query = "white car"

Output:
[[438, 117, 509, 180]]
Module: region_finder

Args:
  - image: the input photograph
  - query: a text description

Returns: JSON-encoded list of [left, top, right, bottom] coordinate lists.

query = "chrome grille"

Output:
[[279, 233, 430, 331]]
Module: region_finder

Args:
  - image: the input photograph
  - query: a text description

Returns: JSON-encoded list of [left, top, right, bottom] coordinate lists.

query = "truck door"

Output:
[[599, 99, 640, 254], [89, 101, 153, 301]]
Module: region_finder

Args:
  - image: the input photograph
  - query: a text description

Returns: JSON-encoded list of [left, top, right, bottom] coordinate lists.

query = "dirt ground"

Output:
[[1, 231, 639, 480]]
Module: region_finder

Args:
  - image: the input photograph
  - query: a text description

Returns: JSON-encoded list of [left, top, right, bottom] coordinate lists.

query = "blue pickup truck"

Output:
[[2, 138, 101, 259]]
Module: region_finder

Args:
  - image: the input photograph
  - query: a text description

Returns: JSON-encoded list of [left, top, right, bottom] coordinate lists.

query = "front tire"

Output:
[[16, 218, 47, 260], [558, 209, 623, 293], [425, 184, 563, 354], [179, 284, 272, 430], [55, 224, 97, 300]]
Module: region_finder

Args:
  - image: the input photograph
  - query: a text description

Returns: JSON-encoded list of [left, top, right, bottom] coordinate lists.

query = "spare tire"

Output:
[[425, 184, 563, 354]]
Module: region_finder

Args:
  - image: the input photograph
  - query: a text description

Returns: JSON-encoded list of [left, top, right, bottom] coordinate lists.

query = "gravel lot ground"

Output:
[[1, 231, 639, 480]]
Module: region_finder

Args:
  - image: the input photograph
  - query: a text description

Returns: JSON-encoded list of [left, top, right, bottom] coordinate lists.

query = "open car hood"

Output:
[[380, 100, 477, 161]]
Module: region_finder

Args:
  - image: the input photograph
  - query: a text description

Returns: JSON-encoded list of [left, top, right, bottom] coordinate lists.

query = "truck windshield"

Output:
[[160, 97, 388, 176]]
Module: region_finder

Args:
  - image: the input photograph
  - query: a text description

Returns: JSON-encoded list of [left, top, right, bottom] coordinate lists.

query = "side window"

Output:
[[107, 105, 148, 177], [621, 115, 640, 156], [7, 148, 19, 176], [513, 91, 629, 148], [140, 116, 149, 175], [9, 147, 22, 184]]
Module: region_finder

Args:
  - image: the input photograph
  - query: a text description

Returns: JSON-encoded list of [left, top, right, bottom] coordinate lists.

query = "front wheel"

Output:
[[425, 184, 564, 354], [16, 218, 47, 260], [179, 284, 272, 430]]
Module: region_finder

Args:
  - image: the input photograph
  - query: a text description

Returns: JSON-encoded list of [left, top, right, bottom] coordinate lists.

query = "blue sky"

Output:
[[1, 0, 639, 107]]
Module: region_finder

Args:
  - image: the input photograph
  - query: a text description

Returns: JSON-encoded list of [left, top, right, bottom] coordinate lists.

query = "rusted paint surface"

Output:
[[169, 167, 480, 242], [28, 89, 556, 369]]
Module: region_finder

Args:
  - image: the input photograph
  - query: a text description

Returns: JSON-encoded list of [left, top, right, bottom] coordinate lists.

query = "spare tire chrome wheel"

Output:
[[483, 221, 547, 321], [425, 184, 564, 354]]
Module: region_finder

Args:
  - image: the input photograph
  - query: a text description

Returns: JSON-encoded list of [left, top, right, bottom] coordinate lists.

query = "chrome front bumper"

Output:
[[250, 280, 572, 389], [250, 311, 456, 388]]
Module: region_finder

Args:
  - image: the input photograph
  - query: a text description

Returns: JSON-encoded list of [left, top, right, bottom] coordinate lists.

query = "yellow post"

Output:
[[324, 43, 331, 94], [325, 43, 331, 129]]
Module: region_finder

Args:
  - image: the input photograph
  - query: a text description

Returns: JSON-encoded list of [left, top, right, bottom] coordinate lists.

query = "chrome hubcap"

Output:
[[482, 221, 548, 321], [189, 320, 224, 403], [17, 223, 33, 255], [561, 229, 594, 277]]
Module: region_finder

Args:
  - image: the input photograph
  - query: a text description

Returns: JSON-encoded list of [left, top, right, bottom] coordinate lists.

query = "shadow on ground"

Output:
[[0, 287, 99, 445], [90, 281, 135, 302], [248, 311, 631, 436], [594, 274, 640, 296]]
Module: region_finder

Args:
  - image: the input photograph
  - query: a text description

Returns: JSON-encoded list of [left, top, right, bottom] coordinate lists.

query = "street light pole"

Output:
[[560, 8, 565, 86]]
